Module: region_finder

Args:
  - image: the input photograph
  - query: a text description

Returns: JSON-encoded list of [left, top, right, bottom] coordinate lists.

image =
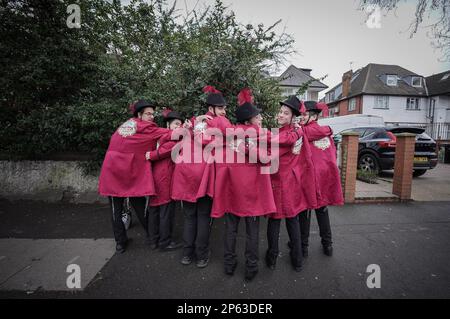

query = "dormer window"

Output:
[[386, 75, 398, 86], [412, 76, 422, 87]]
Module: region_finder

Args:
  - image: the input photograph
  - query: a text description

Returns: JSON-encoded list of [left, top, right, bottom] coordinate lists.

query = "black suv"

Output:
[[335, 126, 438, 177]]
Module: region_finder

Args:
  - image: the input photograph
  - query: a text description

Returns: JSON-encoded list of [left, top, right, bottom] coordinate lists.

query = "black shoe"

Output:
[[302, 247, 309, 258], [323, 245, 333, 256], [293, 264, 303, 272], [180, 255, 193, 265], [196, 251, 211, 268], [115, 240, 129, 254], [151, 243, 159, 250], [224, 263, 237, 276], [265, 252, 276, 270], [196, 257, 209, 268], [244, 269, 258, 282], [160, 241, 182, 251]]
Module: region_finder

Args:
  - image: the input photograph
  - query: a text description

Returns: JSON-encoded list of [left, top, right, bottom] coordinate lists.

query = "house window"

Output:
[[329, 91, 335, 101], [348, 98, 356, 111], [282, 87, 295, 96], [412, 77, 422, 87], [374, 96, 389, 109], [406, 98, 420, 110], [386, 75, 398, 86], [328, 108, 335, 117]]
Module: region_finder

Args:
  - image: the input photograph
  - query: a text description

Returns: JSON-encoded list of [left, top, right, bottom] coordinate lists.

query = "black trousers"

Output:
[[148, 201, 176, 248], [267, 217, 302, 267], [109, 196, 149, 245], [298, 206, 332, 247], [224, 214, 260, 273], [182, 196, 212, 260]]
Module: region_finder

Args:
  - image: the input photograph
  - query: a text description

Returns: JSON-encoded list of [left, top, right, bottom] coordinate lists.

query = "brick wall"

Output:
[[392, 133, 415, 200], [340, 132, 359, 203]]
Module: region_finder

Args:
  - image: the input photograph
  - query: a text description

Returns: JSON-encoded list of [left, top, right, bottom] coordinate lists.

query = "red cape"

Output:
[[268, 124, 317, 219], [302, 121, 344, 208], [171, 112, 233, 203], [211, 123, 277, 218], [98, 118, 169, 197]]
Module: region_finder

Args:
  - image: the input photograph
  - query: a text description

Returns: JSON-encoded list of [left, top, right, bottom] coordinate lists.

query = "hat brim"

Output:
[[164, 116, 184, 122], [279, 101, 300, 116], [208, 102, 227, 107], [134, 104, 156, 117]]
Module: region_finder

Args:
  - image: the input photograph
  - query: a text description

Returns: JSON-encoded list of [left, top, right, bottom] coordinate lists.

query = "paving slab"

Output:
[[0, 238, 115, 291]]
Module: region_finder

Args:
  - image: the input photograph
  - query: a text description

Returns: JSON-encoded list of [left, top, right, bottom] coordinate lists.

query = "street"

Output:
[[0, 198, 449, 299]]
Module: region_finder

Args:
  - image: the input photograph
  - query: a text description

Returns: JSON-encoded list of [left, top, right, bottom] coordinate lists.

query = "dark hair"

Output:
[[136, 105, 155, 117]]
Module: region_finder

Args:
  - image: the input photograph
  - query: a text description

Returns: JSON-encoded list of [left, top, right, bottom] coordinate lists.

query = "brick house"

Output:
[[323, 63, 450, 140]]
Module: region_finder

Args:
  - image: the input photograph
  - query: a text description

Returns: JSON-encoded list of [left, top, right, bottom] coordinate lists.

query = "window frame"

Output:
[[348, 97, 356, 112], [374, 95, 389, 109], [406, 97, 420, 110], [386, 75, 398, 86], [411, 76, 422, 87]]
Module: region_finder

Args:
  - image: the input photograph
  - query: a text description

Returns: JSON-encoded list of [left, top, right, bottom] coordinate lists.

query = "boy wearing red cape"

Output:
[[172, 86, 232, 268], [298, 101, 344, 257], [212, 88, 276, 282], [146, 109, 185, 252], [98, 100, 170, 254]]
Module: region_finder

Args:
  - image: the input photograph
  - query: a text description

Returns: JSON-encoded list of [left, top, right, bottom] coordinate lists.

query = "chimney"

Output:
[[301, 68, 312, 75], [342, 70, 353, 98]]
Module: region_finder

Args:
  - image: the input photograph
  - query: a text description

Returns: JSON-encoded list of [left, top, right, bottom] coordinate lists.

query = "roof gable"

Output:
[[426, 70, 450, 96], [277, 65, 328, 89]]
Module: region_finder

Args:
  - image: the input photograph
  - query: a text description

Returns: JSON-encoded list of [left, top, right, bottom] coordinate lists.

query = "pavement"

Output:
[[1, 198, 449, 299], [356, 163, 450, 202]]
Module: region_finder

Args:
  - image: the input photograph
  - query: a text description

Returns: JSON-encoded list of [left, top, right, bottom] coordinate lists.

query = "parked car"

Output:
[[334, 126, 438, 177]]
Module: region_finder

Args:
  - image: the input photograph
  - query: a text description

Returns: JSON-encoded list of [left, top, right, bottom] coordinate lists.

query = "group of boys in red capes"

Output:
[[98, 85, 344, 282]]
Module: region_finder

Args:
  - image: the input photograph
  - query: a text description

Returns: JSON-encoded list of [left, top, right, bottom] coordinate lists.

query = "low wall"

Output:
[[0, 161, 106, 203]]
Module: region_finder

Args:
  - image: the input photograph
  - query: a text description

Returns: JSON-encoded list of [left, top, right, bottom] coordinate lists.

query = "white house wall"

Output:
[[434, 96, 450, 122], [361, 95, 428, 124]]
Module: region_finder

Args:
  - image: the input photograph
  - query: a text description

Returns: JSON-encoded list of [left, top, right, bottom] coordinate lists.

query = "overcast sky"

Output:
[[124, 0, 450, 97]]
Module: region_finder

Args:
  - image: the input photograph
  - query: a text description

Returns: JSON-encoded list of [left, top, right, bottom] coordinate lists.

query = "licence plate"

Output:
[[414, 157, 428, 162]]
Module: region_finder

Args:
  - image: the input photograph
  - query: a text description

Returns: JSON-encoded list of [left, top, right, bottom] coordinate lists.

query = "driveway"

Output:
[[377, 163, 450, 201]]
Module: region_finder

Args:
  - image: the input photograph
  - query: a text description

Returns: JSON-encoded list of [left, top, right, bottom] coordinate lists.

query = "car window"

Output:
[[359, 128, 377, 138], [362, 130, 377, 139], [373, 130, 390, 139], [417, 132, 432, 140], [340, 128, 366, 137]]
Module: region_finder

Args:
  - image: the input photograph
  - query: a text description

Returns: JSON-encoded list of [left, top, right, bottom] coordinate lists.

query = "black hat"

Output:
[[133, 99, 156, 117], [235, 102, 261, 123], [203, 85, 227, 107], [279, 95, 301, 116], [304, 100, 322, 114], [235, 88, 261, 123], [206, 93, 227, 106], [162, 109, 183, 123]]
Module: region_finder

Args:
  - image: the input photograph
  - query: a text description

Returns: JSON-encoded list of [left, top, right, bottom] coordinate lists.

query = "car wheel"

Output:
[[413, 169, 427, 177], [358, 153, 380, 174]]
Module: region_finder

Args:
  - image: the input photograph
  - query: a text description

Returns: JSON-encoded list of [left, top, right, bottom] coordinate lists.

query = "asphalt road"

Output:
[[0, 198, 449, 299]]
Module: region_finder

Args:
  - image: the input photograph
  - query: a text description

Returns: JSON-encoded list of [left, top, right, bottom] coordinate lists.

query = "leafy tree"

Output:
[[0, 0, 296, 174]]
